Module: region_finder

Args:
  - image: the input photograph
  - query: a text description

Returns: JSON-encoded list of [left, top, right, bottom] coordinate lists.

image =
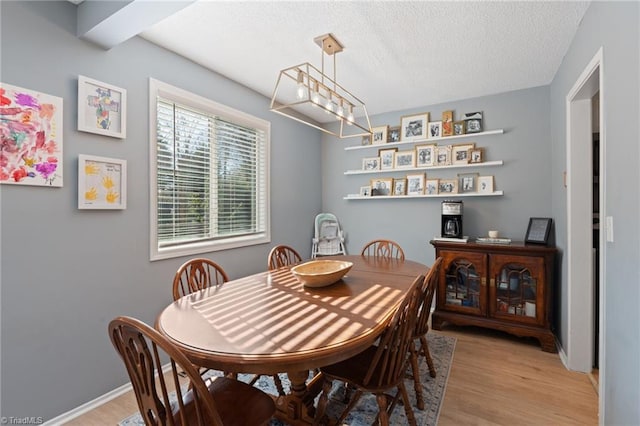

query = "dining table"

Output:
[[155, 254, 427, 425]]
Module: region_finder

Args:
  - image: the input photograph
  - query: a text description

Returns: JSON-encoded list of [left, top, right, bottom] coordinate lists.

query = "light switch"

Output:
[[605, 216, 614, 242]]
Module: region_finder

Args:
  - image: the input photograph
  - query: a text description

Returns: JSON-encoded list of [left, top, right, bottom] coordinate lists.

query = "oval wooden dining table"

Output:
[[156, 254, 427, 425]]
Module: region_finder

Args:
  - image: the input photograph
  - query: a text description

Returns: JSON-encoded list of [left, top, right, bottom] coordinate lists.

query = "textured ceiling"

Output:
[[139, 1, 590, 120]]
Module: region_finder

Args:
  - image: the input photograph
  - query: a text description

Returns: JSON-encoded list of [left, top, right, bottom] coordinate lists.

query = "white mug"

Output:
[[488, 230, 499, 238]]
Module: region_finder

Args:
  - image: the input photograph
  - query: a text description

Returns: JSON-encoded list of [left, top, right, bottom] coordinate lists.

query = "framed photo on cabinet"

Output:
[[525, 217, 553, 245], [400, 112, 429, 142]]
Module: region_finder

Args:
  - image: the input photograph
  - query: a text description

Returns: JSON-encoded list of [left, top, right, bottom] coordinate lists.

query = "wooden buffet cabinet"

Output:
[[430, 240, 557, 352]]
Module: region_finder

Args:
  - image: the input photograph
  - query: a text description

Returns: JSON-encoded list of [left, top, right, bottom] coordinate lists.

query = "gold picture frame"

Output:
[[442, 110, 454, 136], [378, 148, 397, 170], [400, 112, 429, 142], [452, 143, 475, 165], [435, 145, 452, 166], [470, 147, 485, 163], [439, 178, 458, 194], [393, 178, 407, 196], [406, 173, 425, 195], [453, 121, 466, 136], [425, 178, 439, 195], [370, 177, 393, 196], [371, 125, 389, 145]]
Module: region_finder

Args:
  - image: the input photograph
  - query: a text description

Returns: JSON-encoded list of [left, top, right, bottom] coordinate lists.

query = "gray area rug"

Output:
[[119, 333, 455, 426]]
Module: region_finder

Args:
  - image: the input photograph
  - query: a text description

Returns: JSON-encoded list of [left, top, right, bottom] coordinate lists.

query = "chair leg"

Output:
[[272, 374, 286, 396], [409, 340, 425, 410], [336, 389, 363, 425], [376, 393, 390, 426], [398, 381, 418, 426], [420, 335, 437, 378]]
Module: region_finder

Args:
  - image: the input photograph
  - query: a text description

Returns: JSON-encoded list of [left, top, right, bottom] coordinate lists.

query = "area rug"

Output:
[[119, 333, 455, 426]]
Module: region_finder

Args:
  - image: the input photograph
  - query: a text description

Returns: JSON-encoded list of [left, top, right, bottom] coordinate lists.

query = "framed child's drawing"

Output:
[[78, 75, 127, 138], [78, 154, 127, 209]]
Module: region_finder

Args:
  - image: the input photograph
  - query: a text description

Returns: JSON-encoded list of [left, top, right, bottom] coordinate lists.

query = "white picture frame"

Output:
[[478, 175, 494, 193], [406, 173, 425, 195], [77, 75, 127, 138], [78, 154, 127, 209], [400, 112, 429, 142]]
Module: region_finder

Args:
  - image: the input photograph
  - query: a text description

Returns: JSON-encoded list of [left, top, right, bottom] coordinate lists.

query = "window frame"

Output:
[[149, 78, 270, 261]]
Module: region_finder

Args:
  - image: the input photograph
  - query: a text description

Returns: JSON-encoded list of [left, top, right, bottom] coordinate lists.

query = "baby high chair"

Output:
[[311, 213, 346, 258]]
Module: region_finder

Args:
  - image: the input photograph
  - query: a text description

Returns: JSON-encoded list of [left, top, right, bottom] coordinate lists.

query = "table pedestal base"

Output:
[[274, 370, 324, 425]]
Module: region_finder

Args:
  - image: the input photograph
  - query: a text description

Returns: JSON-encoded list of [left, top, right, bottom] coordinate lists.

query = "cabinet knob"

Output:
[[481, 277, 487, 287]]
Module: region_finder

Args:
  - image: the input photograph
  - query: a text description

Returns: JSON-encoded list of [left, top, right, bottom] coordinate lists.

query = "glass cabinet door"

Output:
[[438, 251, 487, 316], [489, 254, 545, 325]]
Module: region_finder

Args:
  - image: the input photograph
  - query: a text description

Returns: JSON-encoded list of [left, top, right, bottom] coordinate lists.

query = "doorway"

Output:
[[566, 47, 604, 417]]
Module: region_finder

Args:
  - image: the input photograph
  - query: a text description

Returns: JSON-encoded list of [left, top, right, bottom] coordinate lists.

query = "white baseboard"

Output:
[[43, 363, 173, 425], [556, 336, 570, 370], [43, 382, 133, 426]]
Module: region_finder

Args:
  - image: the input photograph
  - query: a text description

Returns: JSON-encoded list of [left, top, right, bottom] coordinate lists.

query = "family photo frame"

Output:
[[400, 112, 429, 142], [406, 174, 425, 195], [452, 143, 475, 165], [428, 121, 442, 139], [371, 178, 393, 196], [372, 125, 389, 145], [416, 144, 436, 167], [362, 157, 380, 171], [378, 148, 397, 170], [393, 178, 407, 196], [436, 145, 452, 166], [458, 172, 479, 193], [394, 150, 416, 169]]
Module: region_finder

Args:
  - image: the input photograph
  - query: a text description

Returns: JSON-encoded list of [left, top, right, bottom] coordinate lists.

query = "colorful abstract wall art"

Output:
[[77, 75, 127, 139], [0, 82, 63, 187], [78, 154, 127, 210]]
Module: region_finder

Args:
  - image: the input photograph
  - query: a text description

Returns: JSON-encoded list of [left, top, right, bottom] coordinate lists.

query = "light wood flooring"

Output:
[[67, 326, 598, 425]]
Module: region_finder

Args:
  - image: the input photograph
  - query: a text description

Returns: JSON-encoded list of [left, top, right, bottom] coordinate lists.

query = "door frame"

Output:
[[565, 47, 605, 421]]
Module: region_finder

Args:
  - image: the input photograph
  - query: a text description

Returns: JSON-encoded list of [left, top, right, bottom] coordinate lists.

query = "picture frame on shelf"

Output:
[[394, 150, 416, 169], [406, 173, 425, 195], [372, 125, 389, 145], [453, 121, 466, 136], [77, 75, 127, 139], [463, 111, 483, 133], [425, 178, 439, 195], [400, 112, 429, 142], [436, 145, 452, 166], [442, 110, 454, 136], [361, 133, 371, 146], [415, 144, 436, 167], [438, 178, 458, 194], [470, 147, 485, 163], [524, 217, 553, 245], [393, 178, 407, 196], [378, 148, 397, 170], [388, 126, 401, 143], [458, 172, 479, 193], [360, 185, 372, 197], [362, 157, 380, 171], [370, 177, 393, 196], [78, 154, 127, 209], [478, 175, 494, 193], [428, 121, 442, 139], [452, 143, 475, 165]]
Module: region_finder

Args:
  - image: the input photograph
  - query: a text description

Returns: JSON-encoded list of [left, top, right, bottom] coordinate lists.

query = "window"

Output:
[[149, 79, 270, 260]]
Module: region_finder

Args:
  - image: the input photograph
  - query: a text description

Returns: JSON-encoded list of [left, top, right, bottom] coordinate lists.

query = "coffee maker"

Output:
[[441, 200, 463, 239]]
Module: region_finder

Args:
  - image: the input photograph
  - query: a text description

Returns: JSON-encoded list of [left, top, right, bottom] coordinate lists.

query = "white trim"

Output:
[[565, 46, 605, 424], [43, 363, 174, 425]]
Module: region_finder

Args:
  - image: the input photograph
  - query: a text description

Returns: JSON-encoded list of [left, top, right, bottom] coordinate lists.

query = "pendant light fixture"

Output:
[[270, 33, 372, 139]]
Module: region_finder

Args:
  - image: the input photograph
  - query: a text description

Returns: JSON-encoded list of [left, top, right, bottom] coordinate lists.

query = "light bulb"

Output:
[[325, 92, 334, 113], [311, 81, 320, 105], [336, 99, 344, 120], [346, 104, 354, 125], [296, 71, 305, 100]]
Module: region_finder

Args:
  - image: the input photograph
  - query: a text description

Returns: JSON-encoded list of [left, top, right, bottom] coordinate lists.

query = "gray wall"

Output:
[[0, 1, 321, 420], [322, 86, 552, 266], [550, 1, 639, 424]]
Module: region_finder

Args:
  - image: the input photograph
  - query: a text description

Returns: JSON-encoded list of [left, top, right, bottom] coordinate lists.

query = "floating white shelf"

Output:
[[344, 129, 504, 151], [343, 191, 504, 200], [345, 160, 504, 175]]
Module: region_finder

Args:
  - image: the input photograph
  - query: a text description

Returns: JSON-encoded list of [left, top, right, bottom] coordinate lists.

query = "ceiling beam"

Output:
[[77, 0, 195, 50]]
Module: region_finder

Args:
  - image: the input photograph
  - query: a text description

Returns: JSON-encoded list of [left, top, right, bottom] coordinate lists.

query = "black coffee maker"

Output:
[[441, 200, 463, 238]]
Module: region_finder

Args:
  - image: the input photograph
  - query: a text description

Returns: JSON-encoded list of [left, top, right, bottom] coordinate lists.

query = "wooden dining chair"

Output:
[[108, 316, 275, 426], [408, 257, 443, 410], [314, 274, 425, 426], [172, 258, 229, 301], [360, 239, 405, 261], [267, 244, 302, 270]]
